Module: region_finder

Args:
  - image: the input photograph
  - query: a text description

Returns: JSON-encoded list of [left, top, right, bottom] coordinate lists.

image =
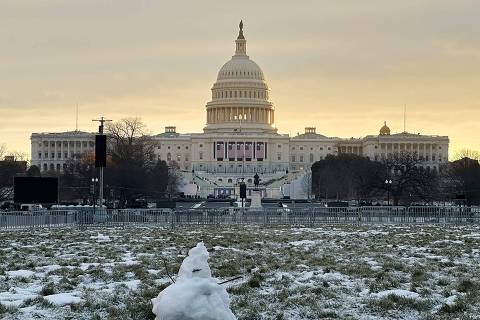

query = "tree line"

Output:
[[0, 118, 180, 206], [311, 151, 480, 205]]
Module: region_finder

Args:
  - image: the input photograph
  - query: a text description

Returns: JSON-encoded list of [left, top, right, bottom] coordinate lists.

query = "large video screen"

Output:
[[14, 177, 58, 204]]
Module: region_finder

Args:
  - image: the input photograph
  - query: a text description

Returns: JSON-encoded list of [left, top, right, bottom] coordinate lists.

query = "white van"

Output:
[[20, 204, 43, 211]]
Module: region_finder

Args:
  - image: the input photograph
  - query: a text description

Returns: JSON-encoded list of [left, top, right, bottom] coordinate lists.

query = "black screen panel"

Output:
[[14, 177, 58, 204], [95, 134, 107, 167]]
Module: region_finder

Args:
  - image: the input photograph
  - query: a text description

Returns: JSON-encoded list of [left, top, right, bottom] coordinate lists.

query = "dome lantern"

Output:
[[235, 20, 247, 55]]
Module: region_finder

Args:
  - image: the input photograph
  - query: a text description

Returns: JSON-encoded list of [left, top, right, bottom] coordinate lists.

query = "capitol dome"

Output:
[[204, 21, 276, 134], [217, 58, 265, 81]]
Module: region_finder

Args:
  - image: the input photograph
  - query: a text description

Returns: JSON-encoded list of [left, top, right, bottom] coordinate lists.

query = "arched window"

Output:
[[43, 163, 47, 171], [167, 153, 172, 161], [310, 154, 314, 162], [49, 164, 54, 171]]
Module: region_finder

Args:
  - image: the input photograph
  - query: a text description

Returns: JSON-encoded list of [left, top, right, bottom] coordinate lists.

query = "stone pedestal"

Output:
[[250, 190, 263, 209]]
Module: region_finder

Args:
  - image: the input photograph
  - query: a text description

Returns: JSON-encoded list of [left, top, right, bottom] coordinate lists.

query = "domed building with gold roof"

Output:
[[380, 122, 391, 136], [30, 21, 449, 198]]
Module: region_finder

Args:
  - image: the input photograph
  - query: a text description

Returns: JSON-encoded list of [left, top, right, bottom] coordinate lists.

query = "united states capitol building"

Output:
[[31, 22, 449, 198]]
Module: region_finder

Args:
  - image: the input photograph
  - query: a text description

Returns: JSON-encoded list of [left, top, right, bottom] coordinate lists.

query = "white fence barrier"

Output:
[[0, 206, 479, 229]]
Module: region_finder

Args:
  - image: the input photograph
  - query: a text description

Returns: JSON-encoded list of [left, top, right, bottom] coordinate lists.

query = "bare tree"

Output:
[[0, 187, 12, 202], [0, 144, 6, 159], [453, 149, 480, 162], [383, 151, 438, 205], [167, 168, 183, 197], [0, 156, 27, 202], [104, 118, 177, 205], [0, 144, 29, 161], [106, 117, 156, 168]]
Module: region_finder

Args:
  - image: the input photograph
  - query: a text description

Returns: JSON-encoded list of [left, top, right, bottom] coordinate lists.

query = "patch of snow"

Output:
[[91, 233, 110, 242], [44, 292, 83, 306], [432, 240, 463, 245], [148, 269, 161, 275], [289, 240, 316, 246], [444, 295, 457, 306], [0, 290, 38, 307], [212, 246, 242, 252], [363, 258, 383, 271], [6, 270, 35, 278], [80, 263, 100, 271], [192, 202, 205, 209], [373, 289, 420, 300], [35, 264, 62, 274]]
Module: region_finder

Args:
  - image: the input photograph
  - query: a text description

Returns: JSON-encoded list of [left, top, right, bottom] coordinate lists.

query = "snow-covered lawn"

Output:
[[0, 224, 479, 319]]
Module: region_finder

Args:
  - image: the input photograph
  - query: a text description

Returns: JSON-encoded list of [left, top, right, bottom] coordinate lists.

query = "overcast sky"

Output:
[[1, 0, 479, 156]]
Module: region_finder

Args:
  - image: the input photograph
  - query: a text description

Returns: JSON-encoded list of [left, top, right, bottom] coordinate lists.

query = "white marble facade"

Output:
[[31, 22, 449, 178]]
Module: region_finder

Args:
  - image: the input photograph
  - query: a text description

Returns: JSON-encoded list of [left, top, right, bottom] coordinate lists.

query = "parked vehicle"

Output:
[[20, 204, 43, 211]]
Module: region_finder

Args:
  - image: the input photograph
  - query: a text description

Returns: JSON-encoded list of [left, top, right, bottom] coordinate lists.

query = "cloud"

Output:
[[0, 0, 479, 156]]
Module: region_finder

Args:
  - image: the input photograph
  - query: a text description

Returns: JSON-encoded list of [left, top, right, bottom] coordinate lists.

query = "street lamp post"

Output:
[[92, 116, 111, 210], [234, 114, 247, 208], [91, 177, 99, 217], [385, 179, 393, 206]]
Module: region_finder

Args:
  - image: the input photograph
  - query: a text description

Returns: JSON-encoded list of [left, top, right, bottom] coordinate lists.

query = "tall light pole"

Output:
[[234, 113, 247, 207], [91, 177, 99, 216], [92, 116, 111, 208], [385, 179, 392, 206]]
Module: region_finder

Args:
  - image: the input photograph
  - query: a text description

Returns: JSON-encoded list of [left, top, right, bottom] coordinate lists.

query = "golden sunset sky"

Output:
[[1, 0, 479, 157]]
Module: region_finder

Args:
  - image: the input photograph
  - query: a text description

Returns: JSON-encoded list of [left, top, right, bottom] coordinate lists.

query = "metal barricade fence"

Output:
[[0, 210, 76, 229], [0, 206, 479, 229]]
